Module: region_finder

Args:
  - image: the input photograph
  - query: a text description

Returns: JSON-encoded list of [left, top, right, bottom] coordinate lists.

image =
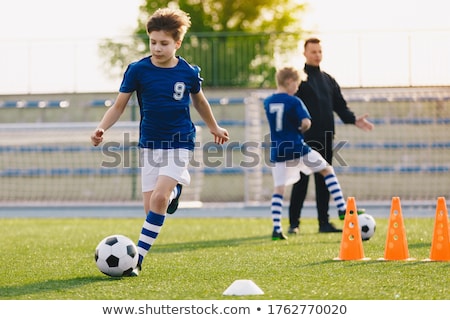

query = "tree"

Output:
[[99, 0, 307, 87]]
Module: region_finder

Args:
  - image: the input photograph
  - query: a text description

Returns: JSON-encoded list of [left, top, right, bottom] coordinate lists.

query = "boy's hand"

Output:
[[211, 127, 229, 145], [91, 128, 105, 146]]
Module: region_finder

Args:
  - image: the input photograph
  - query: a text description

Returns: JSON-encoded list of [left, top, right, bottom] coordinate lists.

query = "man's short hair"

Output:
[[304, 37, 321, 49]]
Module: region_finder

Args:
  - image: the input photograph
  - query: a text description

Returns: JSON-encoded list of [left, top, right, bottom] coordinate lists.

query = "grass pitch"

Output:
[[0, 215, 448, 300]]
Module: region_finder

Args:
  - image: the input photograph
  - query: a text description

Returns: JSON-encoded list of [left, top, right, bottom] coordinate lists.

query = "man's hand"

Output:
[[355, 114, 374, 131]]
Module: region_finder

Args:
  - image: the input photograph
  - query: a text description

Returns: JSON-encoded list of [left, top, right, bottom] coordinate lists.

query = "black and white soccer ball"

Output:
[[95, 234, 138, 277], [358, 213, 376, 241]]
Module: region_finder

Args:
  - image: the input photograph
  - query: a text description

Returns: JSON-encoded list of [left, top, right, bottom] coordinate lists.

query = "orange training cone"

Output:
[[427, 197, 450, 261], [334, 197, 369, 261], [381, 197, 414, 261]]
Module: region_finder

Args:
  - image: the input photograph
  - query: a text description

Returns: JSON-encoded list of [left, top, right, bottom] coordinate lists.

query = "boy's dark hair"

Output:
[[146, 8, 191, 42]]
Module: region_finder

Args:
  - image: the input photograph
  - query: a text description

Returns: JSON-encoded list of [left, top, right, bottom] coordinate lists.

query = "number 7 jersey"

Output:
[[263, 92, 312, 162]]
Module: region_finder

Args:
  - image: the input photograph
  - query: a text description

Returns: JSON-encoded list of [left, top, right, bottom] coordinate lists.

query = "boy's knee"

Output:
[[151, 190, 170, 206], [320, 165, 334, 176]]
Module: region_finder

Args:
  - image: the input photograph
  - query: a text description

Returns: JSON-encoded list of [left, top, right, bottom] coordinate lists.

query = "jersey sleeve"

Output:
[[190, 65, 203, 94], [119, 62, 139, 93], [295, 97, 311, 121]]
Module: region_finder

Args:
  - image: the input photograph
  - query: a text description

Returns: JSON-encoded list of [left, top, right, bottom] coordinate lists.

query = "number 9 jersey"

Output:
[[119, 56, 202, 150]]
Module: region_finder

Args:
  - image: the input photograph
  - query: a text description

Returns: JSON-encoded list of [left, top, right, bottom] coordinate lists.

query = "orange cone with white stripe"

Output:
[[427, 197, 450, 261], [334, 197, 369, 261], [381, 197, 414, 261]]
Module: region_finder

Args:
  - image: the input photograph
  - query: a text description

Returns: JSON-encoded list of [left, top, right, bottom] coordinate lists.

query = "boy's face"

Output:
[[285, 78, 300, 95], [149, 30, 182, 66]]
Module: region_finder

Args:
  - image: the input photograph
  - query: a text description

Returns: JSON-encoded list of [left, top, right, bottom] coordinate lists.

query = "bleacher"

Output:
[[0, 99, 70, 109], [1, 87, 449, 203]]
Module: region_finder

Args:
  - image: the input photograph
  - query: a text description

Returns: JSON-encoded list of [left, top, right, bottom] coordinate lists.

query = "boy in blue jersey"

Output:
[[91, 8, 229, 275], [264, 67, 347, 240]]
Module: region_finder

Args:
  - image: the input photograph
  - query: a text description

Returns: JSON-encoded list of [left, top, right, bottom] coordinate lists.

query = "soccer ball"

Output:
[[358, 213, 376, 241], [95, 234, 138, 277]]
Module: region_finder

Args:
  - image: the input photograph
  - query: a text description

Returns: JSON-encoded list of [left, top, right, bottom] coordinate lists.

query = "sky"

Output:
[[302, 0, 450, 32], [298, 0, 450, 87], [0, 0, 142, 93], [0, 0, 449, 93], [0, 0, 141, 40]]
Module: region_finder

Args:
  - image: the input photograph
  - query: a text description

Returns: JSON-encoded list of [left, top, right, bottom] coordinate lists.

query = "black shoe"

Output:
[[288, 227, 299, 234], [319, 223, 342, 233], [128, 264, 141, 277], [272, 230, 288, 240], [167, 184, 182, 214], [338, 208, 366, 220]]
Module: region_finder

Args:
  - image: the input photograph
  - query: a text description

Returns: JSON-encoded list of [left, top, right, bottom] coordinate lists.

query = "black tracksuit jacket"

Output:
[[295, 64, 356, 142]]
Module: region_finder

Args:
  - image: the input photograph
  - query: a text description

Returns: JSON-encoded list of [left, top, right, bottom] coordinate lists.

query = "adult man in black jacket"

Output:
[[288, 37, 374, 233]]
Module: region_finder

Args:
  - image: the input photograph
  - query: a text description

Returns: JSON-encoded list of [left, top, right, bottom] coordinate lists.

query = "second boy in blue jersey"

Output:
[[264, 67, 347, 240], [91, 8, 229, 275]]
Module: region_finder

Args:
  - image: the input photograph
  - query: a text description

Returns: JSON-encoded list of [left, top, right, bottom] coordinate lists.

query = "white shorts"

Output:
[[140, 148, 193, 192], [271, 150, 328, 187]]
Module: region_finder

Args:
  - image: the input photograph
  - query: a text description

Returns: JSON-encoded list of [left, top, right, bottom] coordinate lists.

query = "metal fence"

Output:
[[179, 32, 276, 87]]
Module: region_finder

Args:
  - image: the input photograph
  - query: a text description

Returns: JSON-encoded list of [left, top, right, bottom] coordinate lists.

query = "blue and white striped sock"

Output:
[[324, 173, 346, 212], [137, 211, 165, 266], [271, 194, 283, 233]]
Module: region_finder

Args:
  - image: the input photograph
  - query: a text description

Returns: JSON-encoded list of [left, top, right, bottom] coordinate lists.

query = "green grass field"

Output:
[[0, 215, 448, 300]]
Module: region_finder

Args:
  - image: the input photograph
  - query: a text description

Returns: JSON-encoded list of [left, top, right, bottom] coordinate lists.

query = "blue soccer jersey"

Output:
[[264, 93, 312, 162], [120, 56, 202, 150]]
